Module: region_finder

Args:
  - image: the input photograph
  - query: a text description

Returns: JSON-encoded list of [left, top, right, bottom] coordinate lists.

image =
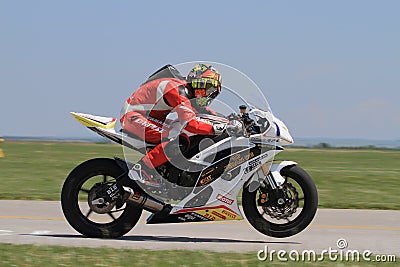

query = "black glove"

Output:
[[212, 123, 226, 135]]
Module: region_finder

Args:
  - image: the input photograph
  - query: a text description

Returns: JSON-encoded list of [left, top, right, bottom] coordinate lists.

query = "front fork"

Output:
[[245, 160, 297, 191]]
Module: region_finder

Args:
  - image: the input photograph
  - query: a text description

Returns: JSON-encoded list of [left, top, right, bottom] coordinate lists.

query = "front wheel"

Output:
[[242, 165, 318, 238], [61, 158, 143, 238]]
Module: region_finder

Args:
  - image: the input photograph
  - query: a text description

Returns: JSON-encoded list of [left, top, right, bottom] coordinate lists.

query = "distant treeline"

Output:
[[293, 142, 400, 150], [1, 137, 399, 150]]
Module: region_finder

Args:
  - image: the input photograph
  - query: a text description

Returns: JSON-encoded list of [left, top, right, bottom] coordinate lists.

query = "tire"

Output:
[[61, 158, 142, 238], [242, 165, 318, 238]]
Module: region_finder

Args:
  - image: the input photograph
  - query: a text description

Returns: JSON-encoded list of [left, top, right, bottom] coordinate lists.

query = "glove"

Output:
[[213, 123, 226, 135], [226, 120, 244, 137]]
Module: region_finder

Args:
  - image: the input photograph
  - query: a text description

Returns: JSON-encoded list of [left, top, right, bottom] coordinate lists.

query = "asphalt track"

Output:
[[0, 200, 399, 257]]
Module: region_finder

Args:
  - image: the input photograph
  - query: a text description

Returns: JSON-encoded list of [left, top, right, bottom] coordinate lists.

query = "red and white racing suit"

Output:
[[120, 78, 215, 169]]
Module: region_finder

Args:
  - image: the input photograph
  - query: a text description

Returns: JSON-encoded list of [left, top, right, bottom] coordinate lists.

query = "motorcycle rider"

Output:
[[121, 63, 238, 186]]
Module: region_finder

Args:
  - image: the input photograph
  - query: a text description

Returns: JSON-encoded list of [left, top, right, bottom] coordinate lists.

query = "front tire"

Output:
[[61, 158, 142, 238], [242, 165, 318, 238]]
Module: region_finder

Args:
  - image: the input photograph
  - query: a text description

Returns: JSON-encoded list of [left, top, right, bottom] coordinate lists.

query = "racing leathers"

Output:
[[120, 77, 221, 170]]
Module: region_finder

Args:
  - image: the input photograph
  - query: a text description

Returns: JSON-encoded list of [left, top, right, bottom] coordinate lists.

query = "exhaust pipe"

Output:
[[122, 186, 166, 213]]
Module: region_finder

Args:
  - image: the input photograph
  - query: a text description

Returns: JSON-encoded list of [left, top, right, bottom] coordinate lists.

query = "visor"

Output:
[[194, 87, 219, 99]]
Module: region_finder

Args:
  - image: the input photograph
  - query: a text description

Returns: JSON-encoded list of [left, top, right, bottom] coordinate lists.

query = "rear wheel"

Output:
[[242, 165, 318, 238], [61, 158, 142, 238]]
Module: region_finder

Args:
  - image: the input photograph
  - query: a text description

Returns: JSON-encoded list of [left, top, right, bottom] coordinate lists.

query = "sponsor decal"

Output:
[[198, 167, 216, 186], [134, 118, 165, 133], [214, 124, 225, 131], [224, 151, 255, 171], [196, 117, 214, 125], [244, 153, 273, 174], [106, 184, 120, 200], [201, 168, 214, 177], [199, 175, 213, 185], [244, 157, 261, 174], [177, 206, 243, 221], [197, 150, 260, 187], [190, 212, 209, 221], [252, 136, 279, 143], [148, 116, 167, 126], [221, 209, 237, 219], [130, 191, 141, 201], [183, 213, 195, 221], [211, 211, 226, 220], [178, 212, 209, 222], [178, 216, 187, 221], [203, 213, 216, 221], [216, 194, 234, 205]]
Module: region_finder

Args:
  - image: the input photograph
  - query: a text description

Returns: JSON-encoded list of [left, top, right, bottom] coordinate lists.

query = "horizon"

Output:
[[2, 135, 400, 149], [3, 134, 400, 141]]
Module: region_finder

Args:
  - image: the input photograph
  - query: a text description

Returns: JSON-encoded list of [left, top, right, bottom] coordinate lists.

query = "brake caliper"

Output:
[[258, 182, 299, 220]]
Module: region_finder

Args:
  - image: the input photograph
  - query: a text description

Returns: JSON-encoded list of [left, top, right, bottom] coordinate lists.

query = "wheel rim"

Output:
[[76, 173, 128, 225]]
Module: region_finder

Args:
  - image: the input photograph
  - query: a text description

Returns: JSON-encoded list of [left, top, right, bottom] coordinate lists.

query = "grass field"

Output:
[[0, 141, 399, 266], [275, 148, 400, 210], [0, 243, 397, 267], [0, 141, 399, 209]]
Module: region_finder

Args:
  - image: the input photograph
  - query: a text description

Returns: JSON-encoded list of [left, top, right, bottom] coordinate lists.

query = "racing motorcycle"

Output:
[[61, 106, 318, 239]]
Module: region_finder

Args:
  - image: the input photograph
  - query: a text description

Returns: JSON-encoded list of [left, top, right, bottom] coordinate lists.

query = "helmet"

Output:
[[187, 64, 222, 106]]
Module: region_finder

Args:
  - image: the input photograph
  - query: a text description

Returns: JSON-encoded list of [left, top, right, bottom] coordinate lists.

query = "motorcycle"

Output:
[[61, 105, 318, 239]]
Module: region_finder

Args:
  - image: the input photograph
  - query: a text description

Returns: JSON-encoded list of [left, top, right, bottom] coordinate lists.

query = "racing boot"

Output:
[[128, 161, 161, 187]]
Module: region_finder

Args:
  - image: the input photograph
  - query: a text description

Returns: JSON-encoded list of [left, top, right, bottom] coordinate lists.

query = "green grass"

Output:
[[0, 141, 399, 209], [0, 141, 141, 200], [275, 148, 400, 210], [0, 243, 397, 267]]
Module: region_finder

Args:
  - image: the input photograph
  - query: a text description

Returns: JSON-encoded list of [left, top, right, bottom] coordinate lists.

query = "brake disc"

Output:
[[260, 182, 299, 220]]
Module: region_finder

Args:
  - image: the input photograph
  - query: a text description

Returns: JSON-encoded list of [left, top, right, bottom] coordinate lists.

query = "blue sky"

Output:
[[1, 1, 399, 140]]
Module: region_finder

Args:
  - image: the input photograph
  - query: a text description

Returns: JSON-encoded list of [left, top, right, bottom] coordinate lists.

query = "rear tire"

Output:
[[242, 165, 318, 238], [61, 158, 142, 238]]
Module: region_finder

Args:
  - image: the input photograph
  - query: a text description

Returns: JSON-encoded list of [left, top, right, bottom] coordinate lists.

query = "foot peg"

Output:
[[128, 164, 160, 187]]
